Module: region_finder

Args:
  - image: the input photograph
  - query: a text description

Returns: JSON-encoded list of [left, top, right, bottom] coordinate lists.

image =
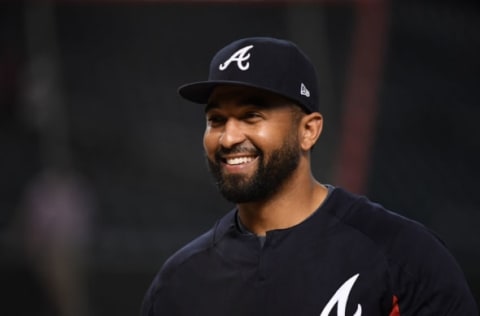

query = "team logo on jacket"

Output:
[[219, 45, 254, 71], [320, 273, 362, 316]]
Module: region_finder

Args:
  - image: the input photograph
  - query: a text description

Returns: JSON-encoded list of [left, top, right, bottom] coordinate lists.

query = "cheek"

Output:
[[257, 123, 293, 147], [203, 128, 216, 157]]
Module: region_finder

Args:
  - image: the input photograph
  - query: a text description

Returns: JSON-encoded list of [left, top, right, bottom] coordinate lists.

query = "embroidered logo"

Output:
[[300, 83, 310, 97], [320, 273, 362, 316], [219, 45, 254, 71]]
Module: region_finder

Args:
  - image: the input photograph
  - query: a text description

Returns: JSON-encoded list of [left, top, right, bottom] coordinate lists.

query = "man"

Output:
[[141, 37, 477, 315]]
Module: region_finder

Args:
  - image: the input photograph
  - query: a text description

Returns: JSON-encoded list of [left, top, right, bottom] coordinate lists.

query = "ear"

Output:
[[299, 112, 323, 151]]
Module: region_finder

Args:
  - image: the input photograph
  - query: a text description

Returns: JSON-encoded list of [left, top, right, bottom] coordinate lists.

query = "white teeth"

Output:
[[226, 157, 254, 165]]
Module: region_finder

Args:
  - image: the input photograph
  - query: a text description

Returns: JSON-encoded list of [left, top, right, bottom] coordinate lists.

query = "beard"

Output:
[[206, 135, 301, 203]]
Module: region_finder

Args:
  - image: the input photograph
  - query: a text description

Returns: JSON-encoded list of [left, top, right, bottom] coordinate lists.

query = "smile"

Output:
[[225, 156, 255, 165]]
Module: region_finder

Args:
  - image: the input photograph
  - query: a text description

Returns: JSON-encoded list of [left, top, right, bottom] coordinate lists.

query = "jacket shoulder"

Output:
[[330, 188, 477, 314]]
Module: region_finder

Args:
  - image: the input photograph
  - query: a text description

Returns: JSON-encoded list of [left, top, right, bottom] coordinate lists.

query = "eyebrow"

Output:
[[205, 96, 270, 113], [240, 96, 268, 108], [205, 102, 218, 113]]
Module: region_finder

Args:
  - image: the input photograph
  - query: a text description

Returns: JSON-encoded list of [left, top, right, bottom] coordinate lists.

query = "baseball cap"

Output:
[[178, 37, 319, 113]]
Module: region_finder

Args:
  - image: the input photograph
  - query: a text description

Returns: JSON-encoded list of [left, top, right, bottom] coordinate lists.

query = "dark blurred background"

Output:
[[1, 1, 479, 315]]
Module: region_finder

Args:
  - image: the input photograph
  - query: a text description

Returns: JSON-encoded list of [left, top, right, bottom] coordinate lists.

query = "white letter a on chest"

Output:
[[320, 273, 362, 316]]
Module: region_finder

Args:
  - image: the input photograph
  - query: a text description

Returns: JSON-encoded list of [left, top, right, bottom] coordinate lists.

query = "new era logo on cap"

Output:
[[300, 83, 310, 98], [178, 37, 319, 113]]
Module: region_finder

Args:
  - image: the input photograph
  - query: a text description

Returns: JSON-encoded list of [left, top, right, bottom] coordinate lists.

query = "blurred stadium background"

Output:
[[1, 1, 478, 315]]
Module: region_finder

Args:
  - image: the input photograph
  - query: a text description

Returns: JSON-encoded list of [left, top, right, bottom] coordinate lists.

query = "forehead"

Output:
[[207, 85, 294, 109]]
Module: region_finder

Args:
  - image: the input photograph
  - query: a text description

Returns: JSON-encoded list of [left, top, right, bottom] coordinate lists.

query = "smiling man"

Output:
[[140, 37, 477, 316]]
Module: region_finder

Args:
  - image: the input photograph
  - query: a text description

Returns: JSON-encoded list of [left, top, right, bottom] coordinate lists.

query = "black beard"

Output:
[[206, 137, 300, 203]]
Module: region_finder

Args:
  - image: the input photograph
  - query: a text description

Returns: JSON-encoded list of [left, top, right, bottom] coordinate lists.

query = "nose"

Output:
[[219, 118, 245, 149]]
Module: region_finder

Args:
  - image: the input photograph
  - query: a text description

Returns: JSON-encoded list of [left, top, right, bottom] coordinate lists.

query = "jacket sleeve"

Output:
[[140, 288, 154, 316], [388, 224, 478, 315], [140, 269, 179, 316]]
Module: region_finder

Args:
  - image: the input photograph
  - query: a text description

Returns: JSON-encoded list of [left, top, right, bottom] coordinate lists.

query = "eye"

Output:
[[206, 114, 226, 127], [242, 111, 263, 122]]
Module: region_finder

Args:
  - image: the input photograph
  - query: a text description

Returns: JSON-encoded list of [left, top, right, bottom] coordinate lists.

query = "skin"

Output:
[[204, 85, 328, 236]]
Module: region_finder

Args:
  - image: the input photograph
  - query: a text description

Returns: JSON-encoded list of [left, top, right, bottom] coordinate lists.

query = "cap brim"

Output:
[[178, 80, 290, 105]]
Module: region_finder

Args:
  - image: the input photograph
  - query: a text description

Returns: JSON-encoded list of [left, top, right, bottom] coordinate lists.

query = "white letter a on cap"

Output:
[[219, 45, 254, 71]]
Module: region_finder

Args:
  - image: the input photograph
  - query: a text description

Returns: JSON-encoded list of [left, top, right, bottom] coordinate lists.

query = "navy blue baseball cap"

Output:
[[178, 37, 319, 113]]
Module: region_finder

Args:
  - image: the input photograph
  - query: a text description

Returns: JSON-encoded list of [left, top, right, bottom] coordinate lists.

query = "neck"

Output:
[[237, 167, 328, 236]]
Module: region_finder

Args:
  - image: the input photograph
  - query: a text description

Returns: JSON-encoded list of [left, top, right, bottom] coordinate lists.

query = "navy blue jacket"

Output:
[[141, 188, 478, 315]]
